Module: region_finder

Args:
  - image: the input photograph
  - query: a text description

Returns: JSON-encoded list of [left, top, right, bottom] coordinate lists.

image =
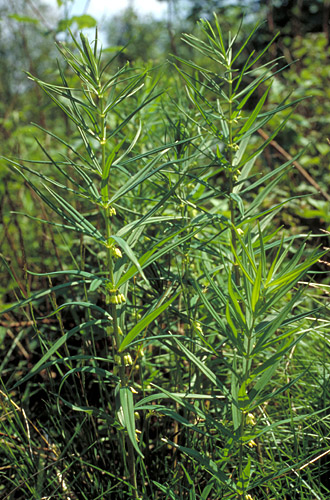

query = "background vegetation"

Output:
[[0, 1, 329, 499]]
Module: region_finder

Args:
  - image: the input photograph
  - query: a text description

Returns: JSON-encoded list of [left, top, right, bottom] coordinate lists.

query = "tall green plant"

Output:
[[135, 15, 327, 498], [1, 29, 188, 498], [1, 16, 328, 500]]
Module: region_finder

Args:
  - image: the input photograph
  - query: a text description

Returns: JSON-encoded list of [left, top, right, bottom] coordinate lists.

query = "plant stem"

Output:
[[99, 91, 138, 497], [238, 411, 246, 500], [228, 60, 246, 498], [227, 69, 240, 286]]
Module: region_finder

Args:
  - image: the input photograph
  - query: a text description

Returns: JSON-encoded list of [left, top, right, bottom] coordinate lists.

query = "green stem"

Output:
[[238, 322, 255, 499], [99, 92, 138, 497], [227, 70, 240, 286], [228, 65, 247, 498], [238, 411, 246, 500]]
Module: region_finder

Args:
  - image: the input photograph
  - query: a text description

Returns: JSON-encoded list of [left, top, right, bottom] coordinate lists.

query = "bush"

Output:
[[1, 16, 329, 499]]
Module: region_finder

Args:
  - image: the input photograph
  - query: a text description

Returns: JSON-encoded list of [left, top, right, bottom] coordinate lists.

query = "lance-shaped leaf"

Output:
[[119, 386, 144, 457], [37, 301, 112, 320], [110, 234, 149, 285], [173, 337, 232, 399], [119, 292, 180, 352], [237, 457, 252, 496]]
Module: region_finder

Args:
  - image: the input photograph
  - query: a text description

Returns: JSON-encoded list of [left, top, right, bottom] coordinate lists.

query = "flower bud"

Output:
[[124, 353, 133, 366], [114, 247, 122, 258], [246, 413, 256, 426]]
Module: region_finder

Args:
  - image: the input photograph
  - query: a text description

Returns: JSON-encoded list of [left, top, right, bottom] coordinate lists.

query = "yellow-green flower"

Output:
[[246, 413, 256, 426]]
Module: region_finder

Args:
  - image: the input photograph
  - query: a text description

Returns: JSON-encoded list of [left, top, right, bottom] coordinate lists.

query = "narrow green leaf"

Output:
[[57, 395, 114, 423], [119, 386, 144, 458], [254, 292, 302, 350], [228, 273, 246, 324], [201, 480, 217, 500], [233, 50, 256, 95], [237, 457, 251, 495], [173, 338, 232, 398], [242, 150, 303, 197], [237, 380, 250, 410], [10, 319, 108, 390], [212, 14, 226, 55], [37, 301, 112, 320], [154, 407, 209, 436], [232, 21, 260, 64], [116, 248, 156, 288], [267, 251, 325, 290], [251, 369, 307, 410], [162, 438, 236, 490], [226, 302, 239, 345], [248, 360, 279, 404], [231, 357, 241, 430], [153, 482, 177, 500], [60, 365, 118, 386], [108, 150, 169, 205], [117, 222, 207, 288], [251, 263, 262, 312], [146, 385, 236, 440], [89, 278, 104, 292], [194, 280, 227, 332], [27, 269, 106, 281], [236, 84, 272, 139], [31, 122, 100, 172], [110, 234, 149, 284], [181, 463, 196, 499], [43, 184, 104, 241], [245, 32, 280, 72], [230, 192, 244, 216], [265, 234, 285, 286], [2, 279, 89, 315], [230, 243, 254, 285], [119, 292, 179, 352], [237, 111, 294, 168]]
